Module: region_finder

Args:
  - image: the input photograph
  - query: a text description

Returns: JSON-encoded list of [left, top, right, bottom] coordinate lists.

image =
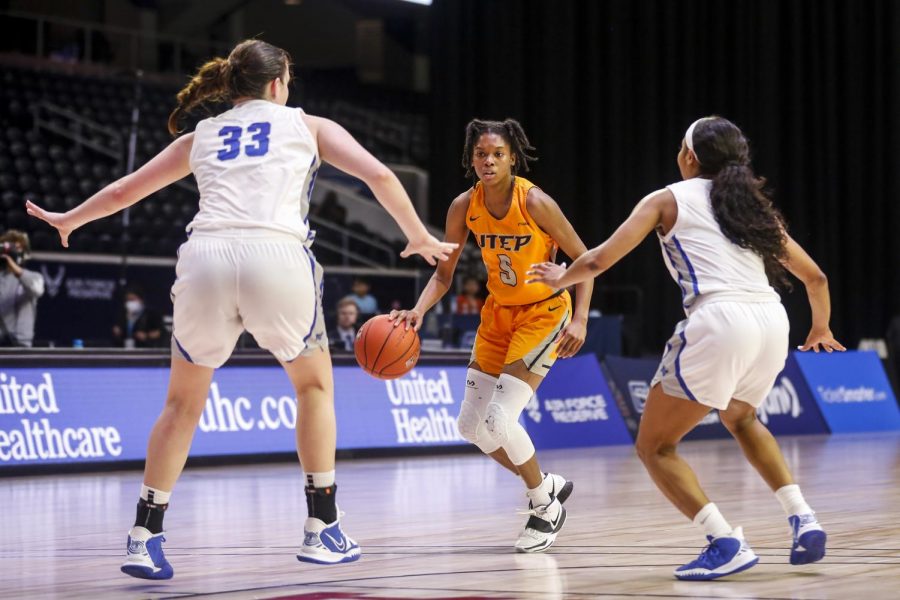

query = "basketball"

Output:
[[354, 314, 420, 379]]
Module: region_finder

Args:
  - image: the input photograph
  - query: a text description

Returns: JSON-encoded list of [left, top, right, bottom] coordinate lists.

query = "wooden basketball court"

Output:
[[3, 433, 899, 599]]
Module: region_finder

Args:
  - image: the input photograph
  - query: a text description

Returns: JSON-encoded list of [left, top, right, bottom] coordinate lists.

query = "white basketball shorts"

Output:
[[170, 230, 327, 368], [651, 301, 789, 410]]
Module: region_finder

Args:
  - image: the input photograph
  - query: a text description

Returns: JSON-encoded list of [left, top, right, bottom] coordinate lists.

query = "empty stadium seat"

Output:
[[0, 63, 423, 261]]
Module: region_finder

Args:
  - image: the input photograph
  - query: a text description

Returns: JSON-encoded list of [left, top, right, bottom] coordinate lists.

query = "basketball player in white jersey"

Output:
[[26, 39, 456, 579], [528, 116, 844, 580]]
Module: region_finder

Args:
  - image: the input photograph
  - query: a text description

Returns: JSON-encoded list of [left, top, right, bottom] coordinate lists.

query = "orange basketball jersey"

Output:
[[466, 177, 558, 306]]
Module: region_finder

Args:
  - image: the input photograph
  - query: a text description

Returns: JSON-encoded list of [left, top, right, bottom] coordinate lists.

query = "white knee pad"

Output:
[[483, 401, 511, 447], [483, 374, 537, 465], [457, 369, 499, 453], [505, 422, 536, 466]]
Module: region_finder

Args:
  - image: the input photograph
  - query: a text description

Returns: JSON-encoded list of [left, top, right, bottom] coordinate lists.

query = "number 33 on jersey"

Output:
[[466, 177, 558, 305], [216, 122, 271, 160], [188, 100, 320, 240]]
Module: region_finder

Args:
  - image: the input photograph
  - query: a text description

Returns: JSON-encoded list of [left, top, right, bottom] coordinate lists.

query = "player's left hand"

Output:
[[555, 318, 586, 358], [527, 261, 567, 290]]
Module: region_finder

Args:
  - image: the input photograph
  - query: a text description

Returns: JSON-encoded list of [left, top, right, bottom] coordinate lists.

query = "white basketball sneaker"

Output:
[[515, 497, 567, 553], [297, 514, 361, 565], [542, 472, 574, 505]]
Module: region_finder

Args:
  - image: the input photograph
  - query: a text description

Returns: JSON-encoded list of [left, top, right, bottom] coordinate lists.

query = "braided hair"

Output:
[[690, 116, 791, 289], [461, 118, 537, 179]]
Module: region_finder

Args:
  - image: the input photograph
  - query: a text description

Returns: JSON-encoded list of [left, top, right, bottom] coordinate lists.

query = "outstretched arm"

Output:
[[390, 192, 471, 331], [526, 188, 594, 358], [780, 235, 845, 353], [528, 189, 671, 290], [27, 134, 195, 247], [304, 114, 456, 265]]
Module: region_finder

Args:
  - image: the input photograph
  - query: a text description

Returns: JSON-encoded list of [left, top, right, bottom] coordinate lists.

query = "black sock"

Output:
[[305, 484, 338, 524], [134, 498, 168, 534]]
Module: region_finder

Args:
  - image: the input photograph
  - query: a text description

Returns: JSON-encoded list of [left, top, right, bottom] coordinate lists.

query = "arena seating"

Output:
[[0, 63, 428, 262]]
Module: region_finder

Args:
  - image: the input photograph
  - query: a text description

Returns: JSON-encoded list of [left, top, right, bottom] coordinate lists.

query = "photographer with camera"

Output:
[[0, 230, 45, 347]]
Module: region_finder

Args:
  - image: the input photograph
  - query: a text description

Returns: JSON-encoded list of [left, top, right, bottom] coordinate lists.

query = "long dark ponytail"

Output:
[[168, 39, 291, 136], [690, 117, 791, 289]]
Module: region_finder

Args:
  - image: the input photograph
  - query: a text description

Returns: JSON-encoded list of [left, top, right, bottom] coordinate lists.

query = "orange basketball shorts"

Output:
[[469, 290, 572, 377]]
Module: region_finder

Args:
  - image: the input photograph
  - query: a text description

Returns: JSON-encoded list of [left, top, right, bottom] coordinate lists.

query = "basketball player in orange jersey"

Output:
[[391, 119, 594, 552]]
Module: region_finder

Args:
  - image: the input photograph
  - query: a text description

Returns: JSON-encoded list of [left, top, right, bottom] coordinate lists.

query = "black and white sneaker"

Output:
[[542, 472, 574, 505], [515, 498, 567, 553]]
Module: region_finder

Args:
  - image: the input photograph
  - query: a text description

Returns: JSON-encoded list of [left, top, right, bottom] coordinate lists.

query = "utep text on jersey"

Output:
[[466, 177, 558, 306]]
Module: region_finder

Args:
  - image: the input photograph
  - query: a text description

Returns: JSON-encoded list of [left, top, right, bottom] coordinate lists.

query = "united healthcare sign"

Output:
[[0, 365, 471, 467], [0, 355, 631, 468]]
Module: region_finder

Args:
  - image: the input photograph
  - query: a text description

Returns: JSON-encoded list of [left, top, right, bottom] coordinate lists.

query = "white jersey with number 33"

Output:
[[187, 99, 319, 243]]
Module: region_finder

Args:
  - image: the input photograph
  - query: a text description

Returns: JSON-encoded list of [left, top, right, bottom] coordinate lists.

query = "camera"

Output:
[[1, 241, 24, 266]]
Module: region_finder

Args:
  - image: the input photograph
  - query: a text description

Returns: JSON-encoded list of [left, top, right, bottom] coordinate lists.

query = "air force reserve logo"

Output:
[[40, 265, 65, 298], [525, 394, 542, 423]]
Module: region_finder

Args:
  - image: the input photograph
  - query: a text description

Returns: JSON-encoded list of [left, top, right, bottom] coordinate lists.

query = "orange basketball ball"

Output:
[[354, 314, 420, 380]]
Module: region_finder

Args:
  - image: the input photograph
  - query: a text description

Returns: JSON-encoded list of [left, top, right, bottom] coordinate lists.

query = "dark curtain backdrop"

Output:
[[429, 0, 899, 354]]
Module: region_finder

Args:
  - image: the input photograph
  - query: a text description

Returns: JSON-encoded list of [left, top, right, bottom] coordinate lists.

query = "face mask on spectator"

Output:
[[126, 300, 144, 315]]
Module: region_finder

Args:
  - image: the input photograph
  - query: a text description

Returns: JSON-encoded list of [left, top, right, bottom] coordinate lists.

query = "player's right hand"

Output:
[[25, 200, 76, 248], [400, 234, 458, 266], [798, 328, 846, 353], [389, 308, 423, 331]]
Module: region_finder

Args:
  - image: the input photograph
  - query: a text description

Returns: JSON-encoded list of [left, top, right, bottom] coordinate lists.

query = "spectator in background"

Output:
[[112, 286, 163, 348], [344, 277, 379, 314], [328, 297, 359, 352], [0, 230, 44, 347], [453, 275, 485, 315]]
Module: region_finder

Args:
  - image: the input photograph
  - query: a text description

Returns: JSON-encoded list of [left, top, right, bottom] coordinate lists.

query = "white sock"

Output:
[[306, 470, 335, 488], [140, 484, 171, 505], [692, 502, 732, 539], [540, 472, 552, 494], [527, 483, 552, 508], [775, 484, 813, 517], [526, 484, 560, 521]]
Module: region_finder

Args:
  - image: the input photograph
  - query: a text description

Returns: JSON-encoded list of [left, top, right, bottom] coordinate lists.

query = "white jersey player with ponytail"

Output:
[[530, 116, 844, 581], [27, 39, 456, 580]]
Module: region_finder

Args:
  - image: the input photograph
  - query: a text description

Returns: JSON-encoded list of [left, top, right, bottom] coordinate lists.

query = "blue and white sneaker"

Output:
[[789, 513, 827, 565], [120, 526, 173, 580], [297, 516, 361, 565], [674, 527, 759, 581], [515, 498, 567, 553]]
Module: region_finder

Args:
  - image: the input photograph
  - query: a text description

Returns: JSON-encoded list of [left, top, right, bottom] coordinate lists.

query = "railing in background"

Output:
[[29, 102, 397, 268], [30, 99, 200, 195], [28, 251, 427, 348], [333, 101, 412, 163], [0, 9, 229, 74], [309, 215, 396, 268], [31, 100, 123, 162]]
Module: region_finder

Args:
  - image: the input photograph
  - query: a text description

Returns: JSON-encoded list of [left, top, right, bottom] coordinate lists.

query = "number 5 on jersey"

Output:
[[498, 254, 517, 286], [217, 122, 271, 160]]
